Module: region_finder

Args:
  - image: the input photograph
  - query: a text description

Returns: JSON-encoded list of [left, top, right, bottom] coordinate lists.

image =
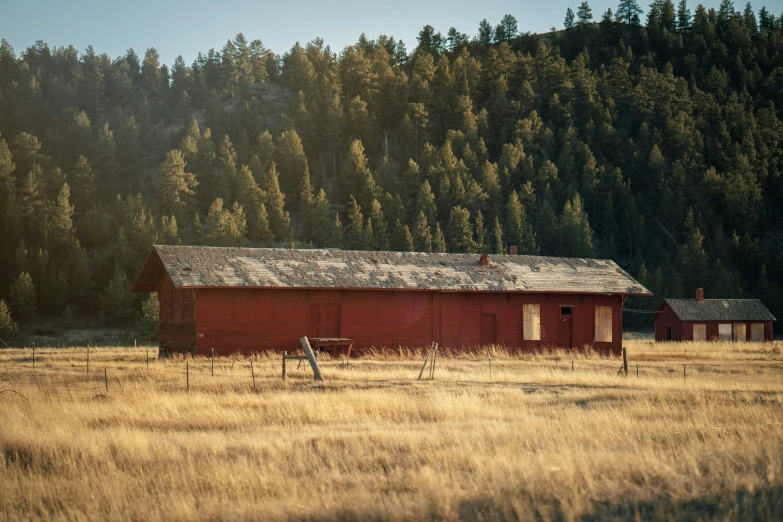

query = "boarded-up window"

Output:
[[594, 306, 613, 343], [751, 323, 765, 342], [733, 323, 747, 343], [718, 324, 732, 341], [692, 323, 706, 341], [523, 304, 541, 341]]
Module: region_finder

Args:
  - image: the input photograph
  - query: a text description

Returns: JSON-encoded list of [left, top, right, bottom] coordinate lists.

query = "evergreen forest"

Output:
[[1, 0, 783, 336]]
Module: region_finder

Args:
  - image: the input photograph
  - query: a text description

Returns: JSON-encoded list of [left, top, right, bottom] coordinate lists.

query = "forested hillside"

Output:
[[1, 0, 782, 336]]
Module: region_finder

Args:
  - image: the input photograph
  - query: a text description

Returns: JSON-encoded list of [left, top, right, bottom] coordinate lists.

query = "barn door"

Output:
[[559, 307, 573, 349], [309, 304, 340, 338], [481, 314, 496, 346]]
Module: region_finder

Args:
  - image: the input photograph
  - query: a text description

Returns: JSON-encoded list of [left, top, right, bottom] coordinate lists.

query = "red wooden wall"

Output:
[[156, 284, 625, 356], [157, 275, 196, 351], [654, 302, 773, 341]]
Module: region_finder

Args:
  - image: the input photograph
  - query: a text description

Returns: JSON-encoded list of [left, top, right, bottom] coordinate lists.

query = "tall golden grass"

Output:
[[1, 340, 782, 521]]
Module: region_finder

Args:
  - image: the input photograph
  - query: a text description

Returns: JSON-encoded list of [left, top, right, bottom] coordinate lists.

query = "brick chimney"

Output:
[[478, 253, 489, 266], [695, 288, 704, 302], [509, 246, 518, 255]]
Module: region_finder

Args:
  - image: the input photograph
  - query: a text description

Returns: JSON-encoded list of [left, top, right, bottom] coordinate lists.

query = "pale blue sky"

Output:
[[0, 0, 744, 66]]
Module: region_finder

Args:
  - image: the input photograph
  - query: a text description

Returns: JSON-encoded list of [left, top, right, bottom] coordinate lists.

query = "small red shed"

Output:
[[654, 288, 775, 342], [132, 246, 650, 356]]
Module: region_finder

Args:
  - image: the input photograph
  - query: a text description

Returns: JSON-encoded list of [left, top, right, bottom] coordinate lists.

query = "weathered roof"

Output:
[[664, 299, 776, 322], [133, 245, 650, 295]]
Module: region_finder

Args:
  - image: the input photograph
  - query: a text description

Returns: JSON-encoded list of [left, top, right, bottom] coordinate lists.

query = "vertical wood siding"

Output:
[[160, 289, 626, 356]]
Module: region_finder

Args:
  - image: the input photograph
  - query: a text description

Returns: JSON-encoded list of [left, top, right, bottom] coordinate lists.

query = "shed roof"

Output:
[[132, 245, 651, 295], [663, 299, 776, 322]]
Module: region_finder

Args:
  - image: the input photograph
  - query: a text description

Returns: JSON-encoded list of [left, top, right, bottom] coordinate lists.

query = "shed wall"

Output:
[[184, 288, 624, 356], [157, 274, 196, 351], [655, 307, 773, 342]]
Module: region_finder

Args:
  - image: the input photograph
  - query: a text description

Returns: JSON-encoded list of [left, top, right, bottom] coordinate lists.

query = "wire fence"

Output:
[[2, 345, 780, 400]]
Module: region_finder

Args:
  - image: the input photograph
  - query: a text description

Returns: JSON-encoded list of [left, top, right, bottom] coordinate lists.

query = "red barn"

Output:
[[132, 245, 650, 356], [653, 288, 775, 342]]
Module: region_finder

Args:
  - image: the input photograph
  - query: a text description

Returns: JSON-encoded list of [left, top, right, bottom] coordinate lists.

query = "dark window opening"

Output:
[[561, 306, 572, 316], [665, 327, 672, 341]]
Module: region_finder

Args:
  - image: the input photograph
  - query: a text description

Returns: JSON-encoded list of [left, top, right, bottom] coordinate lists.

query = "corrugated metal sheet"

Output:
[[665, 299, 776, 322], [144, 245, 651, 295]]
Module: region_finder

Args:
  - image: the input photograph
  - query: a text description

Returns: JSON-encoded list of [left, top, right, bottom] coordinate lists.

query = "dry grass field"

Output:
[[1, 341, 782, 521]]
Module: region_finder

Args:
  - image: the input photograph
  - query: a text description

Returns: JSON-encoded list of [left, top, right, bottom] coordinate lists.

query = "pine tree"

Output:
[[506, 191, 538, 254], [0, 299, 18, 339], [157, 215, 180, 244], [478, 19, 494, 45], [139, 292, 159, 336], [616, 0, 643, 24], [577, 2, 594, 25], [263, 163, 291, 240], [368, 200, 388, 250], [560, 193, 593, 258], [158, 149, 197, 220], [311, 189, 331, 247], [413, 211, 433, 252], [565, 8, 576, 28], [493, 217, 505, 254], [391, 219, 414, 251], [433, 222, 448, 253], [415, 180, 437, 225], [102, 264, 135, 325], [448, 206, 478, 253], [330, 212, 344, 248], [275, 129, 312, 211], [537, 200, 560, 256], [677, 0, 691, 29], [341, 139, 377, 207], [51, 182, 75, 248], [345, 195, 366, 250], [475, 211, 487, 252], [10, 272, 36, 319], [216, 135, 238, 202], [70, 156, 96, 214], [205, 198, 249, 246]]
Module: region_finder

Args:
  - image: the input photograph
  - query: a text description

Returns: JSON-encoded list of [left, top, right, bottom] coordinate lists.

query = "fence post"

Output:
[[636, 363, 639, 377], [146, 348, 149, 370], [104, 368, 108, 393], [683, 364, 686, 380], [430, 347, 437, 380], [211, 348, 214, 377], [32, 344, 35, 370], [282, 351, 287, 380], [622, 347, 628, 375], [417, 353, 430, 380], [186, 361, 189, 392], [87, 345, 90, 374], [251, 359, 256, 391], [572, 360, 574, 372]]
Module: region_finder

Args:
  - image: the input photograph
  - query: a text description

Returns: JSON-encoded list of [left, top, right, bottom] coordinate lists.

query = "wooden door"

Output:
[[481, 314, 496, 346], [309, 304, 340, 338], [559, 307, 573, 349]]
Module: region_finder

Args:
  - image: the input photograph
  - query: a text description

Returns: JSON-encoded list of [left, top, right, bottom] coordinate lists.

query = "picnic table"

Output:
[[307, 338, 355, 357]]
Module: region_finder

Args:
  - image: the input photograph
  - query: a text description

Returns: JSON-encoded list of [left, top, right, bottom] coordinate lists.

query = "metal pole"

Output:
[[251, 359, 256, 390], [186, 361, 189, 392], [104, 369, 108, 393], [282, 351, 287, 380], [211, 348, 214, 377], [87, 345, 90, 374]]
